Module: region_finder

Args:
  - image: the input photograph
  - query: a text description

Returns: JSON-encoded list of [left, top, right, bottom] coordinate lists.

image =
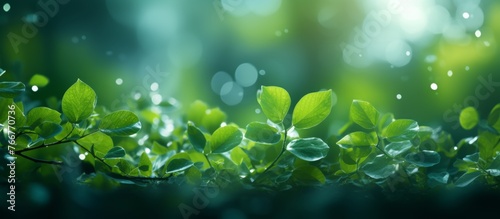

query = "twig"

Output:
[[262, 126, 288, 174], [16, 152, 63, 165]]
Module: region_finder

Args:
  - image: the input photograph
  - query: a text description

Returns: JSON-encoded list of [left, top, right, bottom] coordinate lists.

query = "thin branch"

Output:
[[74, 141, 112, 170], [16, 152, 63, 165], [262, 126, 288, 174]]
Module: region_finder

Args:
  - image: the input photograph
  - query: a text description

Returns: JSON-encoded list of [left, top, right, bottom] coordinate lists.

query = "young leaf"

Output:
[[104, 147, 126, 159], [99, 110, 141, 136], [202, 108, 226, 133], [34, 122, 63, 139], [0, 82, 25, 98], [292, 89, 332, 129], [405, 150, 440, 167], [244, 122, 281, 144], [257, 86, 291, 123], [62, 79, 97, 123], [336, 131, 378, 149], [138, 152, 152, 177], [28, 74, 50, 87], [362, 155, 397, 179], [350, 100, 379, 129], [187, 121, 207, 153], [166, 159, 194, 173], [487, 104, 500, 132], [382, 119, 419, 142], [378, 113, 394, 132], [455, 171, 482, 187], [428, 172, 449, 184], [26, 107, 62, 129], [293, 165, 326, 184], [210, 125, 243, 153], [76, 132, 113, 158], [486, 153, 500, 176], [459, 107, 479, 130], [384, 140, 413, 157], [286, 137, 329, 161]]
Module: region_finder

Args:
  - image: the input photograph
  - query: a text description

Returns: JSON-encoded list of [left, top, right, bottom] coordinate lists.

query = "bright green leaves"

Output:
[[362, 155, 396, 179], [76, 132, 113, 158], [382, 119, 419, 142], [487, 104, 500, 132], [138, 152, 152, 177], [28, 74, 50, 88], [405, 150, 440, 167], [166, 159, 194, 174], [62, 79, 97, 123], [336, 131, 378, 149], [292, 90, 332, 129], [245, 122, 281, 144], [187, 122, 207, 153], [34, 122, 62, 139], [350, 100, 379, 129], [286, 137, 329, 161], [210, 125, 243, 153], [258, 86, 291, 123], [99, 110, 141, 136], [26, 107, 62, 128], [0, 82, 25, 98], [459, 107, 479, 130]]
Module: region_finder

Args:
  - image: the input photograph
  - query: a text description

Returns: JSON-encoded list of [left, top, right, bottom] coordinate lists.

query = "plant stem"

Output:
[[204, 153, 214, 169], [262, 126, 288, 174], [377, 136, 392, 158], [15, 152, 63, 165], [74, 141, 112, 170]]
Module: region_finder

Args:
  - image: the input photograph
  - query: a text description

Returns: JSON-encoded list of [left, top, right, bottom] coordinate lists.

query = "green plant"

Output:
[[1, 76, 499, 191]]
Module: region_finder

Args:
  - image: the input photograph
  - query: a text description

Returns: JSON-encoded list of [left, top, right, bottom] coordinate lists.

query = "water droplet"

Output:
[[453, 146, 458, 150], [475, 30, 481, 38], [79, 154, 86, 160], [150, 82, 159, 91], [430, 83, 438, 90], [405, 51, 411, 56], [447, 70, 453, 77], [462, 12, 470, 19], [133, 93, 141, 100], [465, 66, 470, 71], [145, 148, 151, 154], [235, 63, 258, 87], [115, 78, 123, 85], [255, 108, 261, 114], [259, 70, 266, 75], [396, 94, 402, 100], [220, 122, 227, 127], [3, 3, 10, 12], [31, 85, 39, 92]]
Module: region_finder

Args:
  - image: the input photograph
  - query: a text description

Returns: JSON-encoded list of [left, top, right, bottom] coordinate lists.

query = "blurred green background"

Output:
[[2, 0, 500, 218]]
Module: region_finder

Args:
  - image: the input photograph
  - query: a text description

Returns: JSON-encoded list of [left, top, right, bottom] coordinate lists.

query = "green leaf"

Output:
[[76, 132, 113, 158], [210, 125, 243, 153], [487, 153, 500, 176], [28, 74, 50, 87], [138, 152, 152, 177], [286, 137, 330, 161], [459, 107, 479, 130], [26, 107, 62, 129], [292, 89, 332, 129], [384, 140, 413, 157], [293, 165, 326, 184], [187, 121, 207, 153], [487, 104, 500, 133], [0, 82, 25, 98], [62, 79, 97, 123], [34, 122, 62, 139], [244, 122, 281, 144], [455, 171, 482, 187], [350, 100, 379, 129], [257, 86, 291, 123], [187, 100, 208, 126], [166, 159, 194, 173], [99, 110, 141, 136], [336, 131, 378, 149], [362, 155, 397, 179], [104, 147, 126, 159], [382, 119, 419, 142], [185, 167, 202, 185], [202, 108, 226, 133], [405, 150, 441, 167], [0, 68, 5, 77], [378, 113, 394, 132], [428, 172, 449, 184], [478, 131, 500, 160]]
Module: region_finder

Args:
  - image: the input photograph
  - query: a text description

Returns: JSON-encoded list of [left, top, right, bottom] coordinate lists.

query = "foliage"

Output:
[[1, 75, 499, 192]]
